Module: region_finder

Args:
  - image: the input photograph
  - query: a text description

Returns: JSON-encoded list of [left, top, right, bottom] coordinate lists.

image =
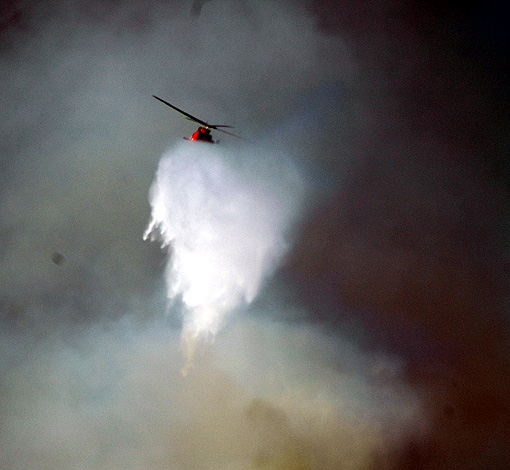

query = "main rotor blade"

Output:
[[214, 127, 241, 138], [153, 95, 240, 138], [153, 95, 210, 127]]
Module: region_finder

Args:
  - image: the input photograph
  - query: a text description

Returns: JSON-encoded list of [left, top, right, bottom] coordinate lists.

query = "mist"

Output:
[[1, 0, 508, 469], [144, 142, 304, 341]]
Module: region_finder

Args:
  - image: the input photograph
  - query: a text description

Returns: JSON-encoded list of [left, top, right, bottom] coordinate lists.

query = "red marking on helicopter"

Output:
[[153, 95, 240, 143]]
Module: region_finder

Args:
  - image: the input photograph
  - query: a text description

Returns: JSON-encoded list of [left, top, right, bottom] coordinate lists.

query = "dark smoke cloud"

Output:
[[292, 1, 509, 468], [190, 0, 214, 17], [1, 0, 508, 469]]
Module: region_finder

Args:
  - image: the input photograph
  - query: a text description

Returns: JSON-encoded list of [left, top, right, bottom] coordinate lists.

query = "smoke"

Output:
[[0, 0, 349, 327], [0, 316, 421, 470], [144, 141, 304, 341], [190, 0, 214, 17], [1, 0, 508, 469]]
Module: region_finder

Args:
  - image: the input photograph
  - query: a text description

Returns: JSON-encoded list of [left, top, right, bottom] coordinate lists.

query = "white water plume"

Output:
[[144, 142, 304, 338]]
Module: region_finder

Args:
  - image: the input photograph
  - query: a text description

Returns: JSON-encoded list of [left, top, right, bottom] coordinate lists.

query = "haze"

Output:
[[1, 1, 508, 469]]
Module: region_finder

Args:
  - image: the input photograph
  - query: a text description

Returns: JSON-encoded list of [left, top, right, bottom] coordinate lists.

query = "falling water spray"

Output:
[[144, 142, 304, 369]]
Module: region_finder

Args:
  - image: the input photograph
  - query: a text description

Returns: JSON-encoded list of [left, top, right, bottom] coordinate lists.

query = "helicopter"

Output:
[[153, 95, 239, 143]]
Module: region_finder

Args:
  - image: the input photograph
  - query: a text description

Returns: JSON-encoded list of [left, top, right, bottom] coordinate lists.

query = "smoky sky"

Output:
[[1, 1, 508, 469]]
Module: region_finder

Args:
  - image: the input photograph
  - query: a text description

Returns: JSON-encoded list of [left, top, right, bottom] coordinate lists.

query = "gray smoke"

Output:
[[1, 0, 507, 469], [0, 315, 422, 469], [190, 0, 214, 17]]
